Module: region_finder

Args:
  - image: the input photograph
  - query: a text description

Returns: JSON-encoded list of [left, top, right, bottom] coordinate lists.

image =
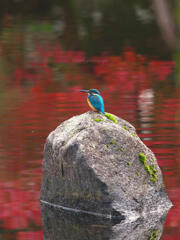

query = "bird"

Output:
[[80, 89, 105, 114]]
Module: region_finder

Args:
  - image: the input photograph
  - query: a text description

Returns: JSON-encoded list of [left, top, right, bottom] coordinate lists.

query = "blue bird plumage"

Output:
[[80, 89, 105, 114]]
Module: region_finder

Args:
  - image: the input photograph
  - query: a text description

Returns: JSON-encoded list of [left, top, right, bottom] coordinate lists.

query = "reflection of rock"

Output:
[[41, 205, 112, 240], [41, 111, 172, 220], [41, 204, 168, 240]]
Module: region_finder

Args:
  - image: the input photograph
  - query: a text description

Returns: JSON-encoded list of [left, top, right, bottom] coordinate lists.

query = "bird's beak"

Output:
[[79, 89, 89, 93]]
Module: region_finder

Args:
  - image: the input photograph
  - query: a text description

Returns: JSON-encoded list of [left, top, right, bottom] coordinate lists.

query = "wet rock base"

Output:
[[41, 203, 168, 240]]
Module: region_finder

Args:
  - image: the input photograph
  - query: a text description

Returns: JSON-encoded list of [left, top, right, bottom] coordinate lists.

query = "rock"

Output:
[[41, 204, 168, 240], [40, 111, 172, 221]]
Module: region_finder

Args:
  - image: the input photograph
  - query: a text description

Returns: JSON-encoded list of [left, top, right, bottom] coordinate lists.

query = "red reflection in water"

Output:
[[0, 44, 179, 240], [17, 232, 43, 240], [0, 183, 42, 239], [10, 44, 174, 94]]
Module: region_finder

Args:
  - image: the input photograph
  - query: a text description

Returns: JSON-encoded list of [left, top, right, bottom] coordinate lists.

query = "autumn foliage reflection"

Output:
[[0, 42, 179, 240], [11, 44, 174, 93]]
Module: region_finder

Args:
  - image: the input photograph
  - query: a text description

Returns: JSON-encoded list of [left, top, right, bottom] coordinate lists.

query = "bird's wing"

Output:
[[89, 94, 105, 113]]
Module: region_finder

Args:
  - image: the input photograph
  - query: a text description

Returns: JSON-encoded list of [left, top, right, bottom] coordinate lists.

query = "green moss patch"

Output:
[[150, 164, 157, 173], [148, 229, 158, 240], [150, 173, 158, 183], [94, 118, 103, 122], [126, 161, 131, 165], [139, 152, 157, 183], [104, 112, 118, 123], [122, 126, 129, 131], [144, 165, 153, 175], [110, 140, 114, 144], [139, 152, 147, 164], [119, 147, 123, 151], [105, 139, 115, 148], [131, 133, 137, 138]]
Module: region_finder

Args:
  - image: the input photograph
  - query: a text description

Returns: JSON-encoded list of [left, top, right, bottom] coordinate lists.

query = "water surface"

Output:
[[0, 3, 180, 239]]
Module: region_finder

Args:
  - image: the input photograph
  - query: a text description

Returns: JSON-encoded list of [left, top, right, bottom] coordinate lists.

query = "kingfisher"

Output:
[[80, 89, 105, 114]]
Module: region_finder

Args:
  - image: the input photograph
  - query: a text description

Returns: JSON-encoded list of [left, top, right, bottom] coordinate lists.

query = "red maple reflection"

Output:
[[11, 44, 175, 94], [0, 182, 42, 239], [0, 42, 179, 240]]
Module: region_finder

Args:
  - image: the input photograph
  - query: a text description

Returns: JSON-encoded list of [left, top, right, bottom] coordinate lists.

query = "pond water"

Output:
[[0, 2, 180, 240]]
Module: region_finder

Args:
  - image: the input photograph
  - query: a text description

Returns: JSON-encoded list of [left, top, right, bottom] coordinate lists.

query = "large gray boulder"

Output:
[[40, 111, 172, 221], [41, 204, 168, 240]]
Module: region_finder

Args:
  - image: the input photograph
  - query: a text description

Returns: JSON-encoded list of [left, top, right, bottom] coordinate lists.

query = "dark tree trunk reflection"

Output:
[[153, 0, 177, 50]]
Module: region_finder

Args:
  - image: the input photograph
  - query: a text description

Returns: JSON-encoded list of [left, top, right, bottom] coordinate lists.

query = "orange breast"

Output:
[[87, 98, 96, 111]]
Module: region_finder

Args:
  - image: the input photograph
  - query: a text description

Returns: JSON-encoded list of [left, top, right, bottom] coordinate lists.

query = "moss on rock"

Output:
[[139, 152, 147, 164], [122, 126, 129, 131], [110, 140, 114, 144], [139, 153, 158, 183], [148, 229, 158, 240], [131, 133, 137, 138], [94, 118, 103, 122], [104, 112, 118, 123]]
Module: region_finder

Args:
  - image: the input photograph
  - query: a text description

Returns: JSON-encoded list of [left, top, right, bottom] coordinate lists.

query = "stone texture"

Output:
[[41, 202, 168, 240], [40, 111, 172, 220]]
